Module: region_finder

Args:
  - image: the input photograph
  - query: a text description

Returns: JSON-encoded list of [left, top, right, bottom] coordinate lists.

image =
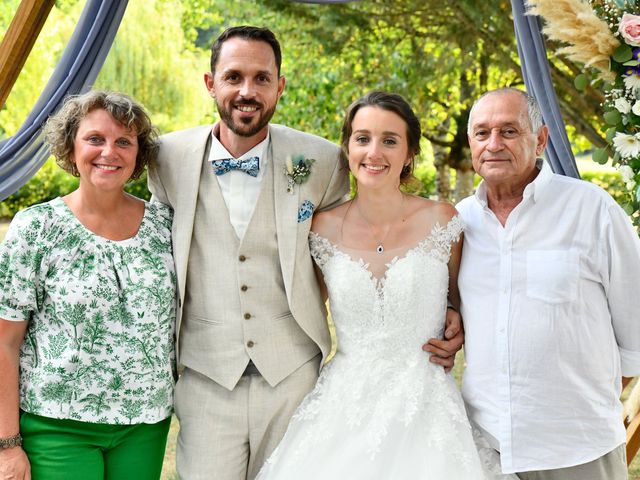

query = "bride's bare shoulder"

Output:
[[406, 195, 457, 225], [311, 200, 351, 241]]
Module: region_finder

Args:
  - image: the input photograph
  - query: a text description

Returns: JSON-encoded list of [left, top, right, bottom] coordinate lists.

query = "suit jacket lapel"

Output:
[[271, 126, 300, 299], [173, 126, 211, 304]]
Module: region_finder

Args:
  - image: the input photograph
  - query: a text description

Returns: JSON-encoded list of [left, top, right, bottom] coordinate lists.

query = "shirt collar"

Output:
[[207, 125, 270, 168], [475, 158, 552, 207]]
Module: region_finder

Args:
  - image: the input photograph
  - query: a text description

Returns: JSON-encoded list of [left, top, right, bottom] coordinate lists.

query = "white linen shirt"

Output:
[[457, 160, 640, 474], [208, 132, 270, 239]]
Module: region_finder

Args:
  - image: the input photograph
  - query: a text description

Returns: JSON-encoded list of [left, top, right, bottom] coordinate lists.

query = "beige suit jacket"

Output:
[[148, 123, 349, 367]]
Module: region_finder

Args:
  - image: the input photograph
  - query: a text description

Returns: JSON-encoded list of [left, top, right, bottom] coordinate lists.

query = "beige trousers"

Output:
[[174, 357, 319, 480], [517, 444, 627, 480]]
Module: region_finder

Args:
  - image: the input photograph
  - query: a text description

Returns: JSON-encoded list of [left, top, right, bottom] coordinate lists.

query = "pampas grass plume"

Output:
[[527, 0, 619, 81]]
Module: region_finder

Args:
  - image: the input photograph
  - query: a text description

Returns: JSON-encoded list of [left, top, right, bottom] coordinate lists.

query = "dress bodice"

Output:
[[309, 215, 463, 359]]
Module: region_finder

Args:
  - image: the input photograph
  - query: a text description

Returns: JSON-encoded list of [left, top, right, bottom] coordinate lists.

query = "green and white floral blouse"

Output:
[[0, 198, 176, 425]]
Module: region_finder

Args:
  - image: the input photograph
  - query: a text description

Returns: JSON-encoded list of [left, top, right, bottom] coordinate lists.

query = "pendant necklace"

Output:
[[354, 194, 404, 254]]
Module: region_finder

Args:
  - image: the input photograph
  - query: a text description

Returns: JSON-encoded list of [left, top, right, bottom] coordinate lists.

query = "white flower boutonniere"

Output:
[[285, 154, 315, 194]]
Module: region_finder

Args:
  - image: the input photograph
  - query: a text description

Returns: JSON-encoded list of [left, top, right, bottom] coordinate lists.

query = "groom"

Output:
[[149, 26, 462, 479]]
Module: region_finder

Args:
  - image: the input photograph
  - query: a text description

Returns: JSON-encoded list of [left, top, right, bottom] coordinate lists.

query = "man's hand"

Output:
[[422, 308, 464, 372], [0, 446, 31, 480]]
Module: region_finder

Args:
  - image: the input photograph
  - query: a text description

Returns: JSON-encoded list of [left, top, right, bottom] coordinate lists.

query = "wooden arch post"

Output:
[[0, 0, 55, 110]]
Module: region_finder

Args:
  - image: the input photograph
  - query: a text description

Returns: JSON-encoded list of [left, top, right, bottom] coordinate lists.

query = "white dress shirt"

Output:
[[208, 131, 270, 239], [457, 160, 640, 474]]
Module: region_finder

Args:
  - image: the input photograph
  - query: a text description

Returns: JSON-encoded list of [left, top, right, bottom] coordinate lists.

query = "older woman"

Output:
[[0, 91, 176, 480]]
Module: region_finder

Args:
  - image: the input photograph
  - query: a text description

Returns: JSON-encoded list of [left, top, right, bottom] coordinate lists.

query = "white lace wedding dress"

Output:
[[257, 216, 514, 479]]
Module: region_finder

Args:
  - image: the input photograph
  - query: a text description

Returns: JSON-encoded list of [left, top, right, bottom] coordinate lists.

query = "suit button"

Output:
[[241, 285, 248, 292], [244, 313, 251, 320], [239, 255, 246, 262], [247, 340, 254, 348]]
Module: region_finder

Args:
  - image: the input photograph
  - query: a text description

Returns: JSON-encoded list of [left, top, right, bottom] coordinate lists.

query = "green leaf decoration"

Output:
[[635, 185, 640, 204], [592, 148, 610, 164], [574, 74, 588, 91], [613, 44, 633, 63], [606, 127, 618, 142], [615, 0, 628, 9], [604, 110, 622, 125], [624, 60, 640, 66], [623, 203, 635, 215]]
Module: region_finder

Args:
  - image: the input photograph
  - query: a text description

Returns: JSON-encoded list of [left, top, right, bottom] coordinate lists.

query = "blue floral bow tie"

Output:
[[211, 156, 260, 177]]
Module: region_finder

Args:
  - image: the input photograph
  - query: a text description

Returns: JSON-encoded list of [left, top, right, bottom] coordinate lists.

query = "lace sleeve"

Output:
[[439, 214, 464, 244], [308, 232, 336, 268], [426, 215, 464, 264]]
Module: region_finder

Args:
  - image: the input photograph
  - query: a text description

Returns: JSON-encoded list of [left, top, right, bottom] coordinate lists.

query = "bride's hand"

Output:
[[422, 307, 464, 372]]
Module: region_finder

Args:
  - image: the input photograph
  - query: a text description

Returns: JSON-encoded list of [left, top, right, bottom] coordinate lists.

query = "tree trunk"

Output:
[[435, 159, 451, 201], [454, 168, 475, 203]]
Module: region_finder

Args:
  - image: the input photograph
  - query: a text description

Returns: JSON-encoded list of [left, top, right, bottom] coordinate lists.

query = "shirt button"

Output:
[[247, 340, 255, 348], [244, 313, 251, 320], [241, 285, 248, 292], [239, 255, 246, 262]]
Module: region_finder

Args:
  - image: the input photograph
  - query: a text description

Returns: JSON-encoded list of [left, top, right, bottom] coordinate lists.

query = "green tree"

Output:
[[119, 398, 144, 424], [94, 0, 212, 133], [79, 391, 111, 416], [81, 312, 109, 355], [0, 1, 83, 138]]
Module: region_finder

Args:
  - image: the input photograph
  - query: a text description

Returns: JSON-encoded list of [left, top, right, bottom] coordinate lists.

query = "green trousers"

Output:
[[20, 412, 171, 480]]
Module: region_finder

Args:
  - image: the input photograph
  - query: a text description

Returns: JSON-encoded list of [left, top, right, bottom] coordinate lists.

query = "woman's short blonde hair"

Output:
[[43, 90, 158, 179]]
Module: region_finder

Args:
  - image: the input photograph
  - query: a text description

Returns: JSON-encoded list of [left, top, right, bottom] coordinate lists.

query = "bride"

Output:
[[256, 91, 514, 479]]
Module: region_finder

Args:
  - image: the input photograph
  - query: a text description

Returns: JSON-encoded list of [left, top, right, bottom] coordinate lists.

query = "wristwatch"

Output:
[[0, 434, 22, 449]]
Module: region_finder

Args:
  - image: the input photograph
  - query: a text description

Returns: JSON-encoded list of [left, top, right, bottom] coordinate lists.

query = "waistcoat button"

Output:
[[239, 255, 246, 262], [241, 285, 248, 292], [247, 340, 254, 348], [244, 313, 251, 320]]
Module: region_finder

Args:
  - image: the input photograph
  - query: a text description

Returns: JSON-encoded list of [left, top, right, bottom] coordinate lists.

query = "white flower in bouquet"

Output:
[[620, 164, 635, 183], [615, 97, 632, 114], [613, 132, 640, 159], [633, 101, 640, 117], [624, 73, 640, 92], [619, 164, 636, 190]]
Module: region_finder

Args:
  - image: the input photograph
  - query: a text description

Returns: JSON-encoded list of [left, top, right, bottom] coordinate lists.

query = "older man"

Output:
[[458, 88, 640, 480]]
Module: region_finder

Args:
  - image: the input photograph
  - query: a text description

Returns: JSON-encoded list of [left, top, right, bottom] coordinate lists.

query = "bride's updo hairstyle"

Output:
[[340, 91, 421, 184]]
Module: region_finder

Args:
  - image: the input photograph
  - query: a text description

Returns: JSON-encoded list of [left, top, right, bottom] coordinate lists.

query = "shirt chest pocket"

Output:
[[526, 249, 579, 304]]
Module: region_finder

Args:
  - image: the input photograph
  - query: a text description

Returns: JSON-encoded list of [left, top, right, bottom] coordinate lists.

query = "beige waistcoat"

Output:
[[181, 150, 319, 390]]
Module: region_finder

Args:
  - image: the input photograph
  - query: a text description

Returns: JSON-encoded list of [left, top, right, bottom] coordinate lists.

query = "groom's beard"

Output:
[[216, 98, 277, 138]]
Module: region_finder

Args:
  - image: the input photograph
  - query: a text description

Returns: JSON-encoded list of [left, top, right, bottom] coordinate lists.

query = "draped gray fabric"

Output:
[[0, 0, 128, 201], [511, 0, 580, 178]]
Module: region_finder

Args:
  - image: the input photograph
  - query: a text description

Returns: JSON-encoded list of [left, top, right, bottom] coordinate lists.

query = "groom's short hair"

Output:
[[210, 26, 282, 76]]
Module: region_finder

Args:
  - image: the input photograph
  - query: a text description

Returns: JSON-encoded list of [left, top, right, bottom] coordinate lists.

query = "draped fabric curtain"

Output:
[[511, 0, 580, 178], [0, 0, 128, 201]]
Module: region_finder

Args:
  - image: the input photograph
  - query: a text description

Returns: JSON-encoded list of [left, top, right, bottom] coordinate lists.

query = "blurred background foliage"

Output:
[[0, 0, 622, 218]]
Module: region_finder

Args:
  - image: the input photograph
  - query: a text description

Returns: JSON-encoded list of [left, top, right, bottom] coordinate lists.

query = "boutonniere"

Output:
[[285, 154, 315, 194]]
